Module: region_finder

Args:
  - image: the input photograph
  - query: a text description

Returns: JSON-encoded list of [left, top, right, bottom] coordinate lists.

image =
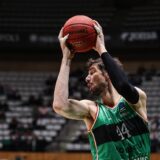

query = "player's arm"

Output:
[[100, 52, 148, 118], [93, 21, 147, 120], [127, 87, 148, 121], [54, 99, 92, 120], [53, 28, 91, 120], [53, 56, 91, 120]]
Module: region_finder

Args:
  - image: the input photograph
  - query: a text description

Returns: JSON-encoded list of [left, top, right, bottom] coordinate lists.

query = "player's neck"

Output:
[[102, 84, 121, 108]]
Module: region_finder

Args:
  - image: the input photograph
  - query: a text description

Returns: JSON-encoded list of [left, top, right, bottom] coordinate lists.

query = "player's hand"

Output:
[[58, 27, 75, 59], [93, 21, 107, 55]]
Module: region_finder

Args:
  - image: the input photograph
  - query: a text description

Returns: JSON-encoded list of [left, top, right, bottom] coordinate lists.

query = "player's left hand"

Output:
[[92, 21, 107, 55]]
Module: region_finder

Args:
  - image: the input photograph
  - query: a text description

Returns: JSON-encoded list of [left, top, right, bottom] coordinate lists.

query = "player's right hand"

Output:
[[58, 27, 75, 59]]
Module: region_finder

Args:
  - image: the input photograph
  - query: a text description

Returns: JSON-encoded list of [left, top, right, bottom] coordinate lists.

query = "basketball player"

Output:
[[53, 22, 150, 160]]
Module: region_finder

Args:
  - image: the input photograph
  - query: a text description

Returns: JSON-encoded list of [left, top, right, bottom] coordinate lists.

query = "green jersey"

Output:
[[88, 98, 150, 160]]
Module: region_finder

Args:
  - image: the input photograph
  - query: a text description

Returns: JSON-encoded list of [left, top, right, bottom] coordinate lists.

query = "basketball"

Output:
[[63, 15, 97, 53]]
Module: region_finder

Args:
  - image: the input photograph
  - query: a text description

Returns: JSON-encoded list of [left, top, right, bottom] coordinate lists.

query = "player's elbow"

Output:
[[52, 100, 68, 114], [52, 101, 63, 114]]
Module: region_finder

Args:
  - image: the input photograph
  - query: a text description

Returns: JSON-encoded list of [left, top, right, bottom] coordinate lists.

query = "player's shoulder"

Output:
[[135, 86, 147, 99]]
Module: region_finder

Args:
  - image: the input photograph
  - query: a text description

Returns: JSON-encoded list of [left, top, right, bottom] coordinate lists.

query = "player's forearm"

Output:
[[100, 52, 139, 104], [53, 58, 71, 109]]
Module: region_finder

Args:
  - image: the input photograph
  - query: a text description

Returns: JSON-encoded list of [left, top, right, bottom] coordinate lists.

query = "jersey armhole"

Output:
[[88, 102, 99, 132]]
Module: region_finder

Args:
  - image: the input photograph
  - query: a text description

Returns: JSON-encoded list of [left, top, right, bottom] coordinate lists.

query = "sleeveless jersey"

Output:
[[88, 98, 150, 160]]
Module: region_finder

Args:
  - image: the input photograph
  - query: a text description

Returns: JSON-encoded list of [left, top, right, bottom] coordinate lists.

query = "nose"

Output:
[[85, 75, 91, 83]]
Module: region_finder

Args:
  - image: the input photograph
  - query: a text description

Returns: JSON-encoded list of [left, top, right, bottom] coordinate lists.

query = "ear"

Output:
[[103, 72, 110, 81]]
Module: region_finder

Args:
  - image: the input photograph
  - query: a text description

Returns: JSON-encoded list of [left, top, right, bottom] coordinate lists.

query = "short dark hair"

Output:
[[87, 58, 105, 73], [86, 57, 123, 73]]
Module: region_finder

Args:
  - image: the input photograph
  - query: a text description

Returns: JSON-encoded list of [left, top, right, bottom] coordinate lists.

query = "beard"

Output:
[[89, 82, 108, 99]]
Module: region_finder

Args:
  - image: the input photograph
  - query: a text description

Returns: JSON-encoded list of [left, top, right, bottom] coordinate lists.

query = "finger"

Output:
[[94, 24, 101, 35], [59, 34, 69, 46], [93, 20, 103, 33], [96, 22, 102, 30], [93, 20, 101, 27], [93, 20, 99, 25], [60, 34, 69, 46], [63, 34, 69, 42], [92, 46, 96, 50], [58, 27, 64, 40]]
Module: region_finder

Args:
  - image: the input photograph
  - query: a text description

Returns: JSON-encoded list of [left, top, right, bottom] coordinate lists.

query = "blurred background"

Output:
[[0, 0, 160, 159]]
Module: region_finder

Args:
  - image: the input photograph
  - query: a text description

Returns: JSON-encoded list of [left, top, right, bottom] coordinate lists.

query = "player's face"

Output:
[[85, 64, 108, 96]]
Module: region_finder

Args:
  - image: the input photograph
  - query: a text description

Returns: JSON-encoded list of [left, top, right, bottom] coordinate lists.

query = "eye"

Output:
[[90, 70, 95, 75]]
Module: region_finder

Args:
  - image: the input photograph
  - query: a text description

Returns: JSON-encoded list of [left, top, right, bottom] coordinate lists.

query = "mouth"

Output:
[[87, 83, 94, 91]]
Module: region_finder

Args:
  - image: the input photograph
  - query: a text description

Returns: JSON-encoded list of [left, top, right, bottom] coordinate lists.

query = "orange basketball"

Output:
[[63, 15, 97, 53]]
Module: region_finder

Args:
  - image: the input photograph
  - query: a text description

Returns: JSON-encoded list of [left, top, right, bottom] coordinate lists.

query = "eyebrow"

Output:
[[89, 65, 97, 70], [89, 67, 96, 72]]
